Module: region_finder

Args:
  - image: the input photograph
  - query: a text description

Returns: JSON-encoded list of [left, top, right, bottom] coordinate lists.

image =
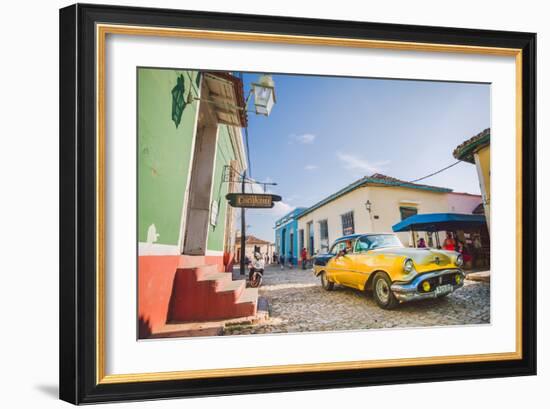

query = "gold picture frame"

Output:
[[60, 4, 536, 404]]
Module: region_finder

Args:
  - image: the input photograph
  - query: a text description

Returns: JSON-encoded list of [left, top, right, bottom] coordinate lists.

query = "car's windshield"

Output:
[[356, 234, 403, 251]]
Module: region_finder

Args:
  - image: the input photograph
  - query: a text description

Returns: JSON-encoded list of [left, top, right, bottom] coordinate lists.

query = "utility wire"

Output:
[[235, 74, 461, 191], [407, 161, 462, 184]]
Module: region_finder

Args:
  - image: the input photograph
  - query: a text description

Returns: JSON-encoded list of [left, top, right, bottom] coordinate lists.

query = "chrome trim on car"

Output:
[[390, 269, 465, 302], [403, 257, 414, 273]]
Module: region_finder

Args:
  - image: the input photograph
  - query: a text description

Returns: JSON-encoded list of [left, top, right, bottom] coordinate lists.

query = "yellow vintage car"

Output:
[[312, 233, 465, 309]]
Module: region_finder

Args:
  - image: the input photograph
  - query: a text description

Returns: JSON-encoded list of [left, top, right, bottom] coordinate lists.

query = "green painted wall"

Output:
[[138, 68, 200, 245], [207, 125, 236, 252]]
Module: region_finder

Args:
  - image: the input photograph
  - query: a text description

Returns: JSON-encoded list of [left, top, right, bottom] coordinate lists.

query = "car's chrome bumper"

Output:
[[390, 269, 465, 302]]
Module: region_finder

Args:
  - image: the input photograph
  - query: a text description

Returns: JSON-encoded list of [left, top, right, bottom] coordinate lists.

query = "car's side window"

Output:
[[355, 237, 371, 252], [330, 242, 344, 255], [330, 240, 358, 255]]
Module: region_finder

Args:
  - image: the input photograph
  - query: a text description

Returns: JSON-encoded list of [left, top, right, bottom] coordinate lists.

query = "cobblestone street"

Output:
[[226, 264, 490, 335]]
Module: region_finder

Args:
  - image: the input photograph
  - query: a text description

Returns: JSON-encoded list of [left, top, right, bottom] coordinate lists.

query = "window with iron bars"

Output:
[[319, 220, 329, 252], [341, 211, 355, 236]]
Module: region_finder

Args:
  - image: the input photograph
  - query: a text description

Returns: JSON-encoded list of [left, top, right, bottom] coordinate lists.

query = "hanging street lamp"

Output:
[[250, 74, 277, 116]]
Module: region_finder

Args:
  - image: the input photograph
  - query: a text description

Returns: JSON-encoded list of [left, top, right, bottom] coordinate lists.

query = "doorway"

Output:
[[183, 81, 219, 255]]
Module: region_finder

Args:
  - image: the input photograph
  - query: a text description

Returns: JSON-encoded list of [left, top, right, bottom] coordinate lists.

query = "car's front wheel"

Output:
[[372, 272, 399, 309], [320, 271, 334, 291]]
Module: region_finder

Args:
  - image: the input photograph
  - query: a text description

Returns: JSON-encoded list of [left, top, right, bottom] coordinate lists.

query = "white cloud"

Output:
[[272, 200, 294, 217], [239, 177, 296, 218], [243, 177, 278, 194], [289, 133, 316, 144], [337, 152, 389, 174], [304, 164, 318, 171], [243, 180, 292, 217], [245, 182, 265, 194]]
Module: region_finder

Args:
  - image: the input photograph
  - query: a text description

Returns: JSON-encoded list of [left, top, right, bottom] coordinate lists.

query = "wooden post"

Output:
[[239, 170, 246, 275]]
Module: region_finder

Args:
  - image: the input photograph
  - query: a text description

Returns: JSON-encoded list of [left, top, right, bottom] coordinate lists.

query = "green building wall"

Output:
[[138, 68, 200, 246], [207, 125, 236, 252], [138, 67, 240, 254]]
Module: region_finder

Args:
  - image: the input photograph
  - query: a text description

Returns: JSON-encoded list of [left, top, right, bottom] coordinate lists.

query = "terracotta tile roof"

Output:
[[368, 173, 451, 192], [453, 128, 490, 163], [236, 234, 273, 245]]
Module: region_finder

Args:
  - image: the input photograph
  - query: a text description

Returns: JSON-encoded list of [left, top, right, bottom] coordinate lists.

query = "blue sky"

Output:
[[237, 72, 490, 243]]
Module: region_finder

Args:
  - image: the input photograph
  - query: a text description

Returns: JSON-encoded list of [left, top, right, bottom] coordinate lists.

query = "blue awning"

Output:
[[392, 213, 487, 232]]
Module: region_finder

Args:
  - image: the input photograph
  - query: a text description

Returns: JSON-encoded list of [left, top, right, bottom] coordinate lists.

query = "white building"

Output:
[[296, 174, 461, 256], [235, 234, 275, 263]]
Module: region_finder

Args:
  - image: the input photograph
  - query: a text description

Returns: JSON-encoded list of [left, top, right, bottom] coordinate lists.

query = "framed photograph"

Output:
[[59, 3, 536, 404]]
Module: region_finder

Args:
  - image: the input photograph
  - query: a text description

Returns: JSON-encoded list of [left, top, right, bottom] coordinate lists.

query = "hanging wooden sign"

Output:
[[226, 193, 282, 208]]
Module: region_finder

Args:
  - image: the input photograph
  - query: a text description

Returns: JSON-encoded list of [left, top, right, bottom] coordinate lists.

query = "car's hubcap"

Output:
[[376, 279, 390, 304]]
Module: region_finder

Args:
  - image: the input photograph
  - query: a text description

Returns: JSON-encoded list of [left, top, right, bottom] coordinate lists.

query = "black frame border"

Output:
[[59, 3, 536, 404]]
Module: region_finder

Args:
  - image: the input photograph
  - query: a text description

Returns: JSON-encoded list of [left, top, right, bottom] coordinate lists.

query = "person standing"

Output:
[[288, 252, 294, 269], [301, 247, 308, 270], [457, 241, 473, 265], [472, 235, 482, 267], [443, 232, 456, 251]]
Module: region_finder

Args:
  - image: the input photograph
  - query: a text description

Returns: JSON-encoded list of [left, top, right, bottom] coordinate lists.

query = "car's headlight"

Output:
[[455, 254, 464, 267], [403, 258, 414, 273]]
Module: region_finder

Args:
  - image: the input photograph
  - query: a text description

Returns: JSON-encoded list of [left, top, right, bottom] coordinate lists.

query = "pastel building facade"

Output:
[[295, 174, 454, 254], [447, 192, 483, 214], [235, 235, 275, 263], [137, 68, 258, 338], [454, 128, 490, 228], [274, 207, 306, 265]]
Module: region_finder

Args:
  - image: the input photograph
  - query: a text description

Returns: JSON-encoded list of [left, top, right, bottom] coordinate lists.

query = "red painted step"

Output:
[[168, 264, 257, 322]]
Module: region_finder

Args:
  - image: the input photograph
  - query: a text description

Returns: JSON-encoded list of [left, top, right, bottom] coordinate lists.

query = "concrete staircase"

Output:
[[168, 264, 258, 322]]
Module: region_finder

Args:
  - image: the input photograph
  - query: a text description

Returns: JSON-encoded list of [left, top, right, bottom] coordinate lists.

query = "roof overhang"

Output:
[[392, 213, 487, 232], [453, 128, 490, 164], [203, 72, 248, 127]]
